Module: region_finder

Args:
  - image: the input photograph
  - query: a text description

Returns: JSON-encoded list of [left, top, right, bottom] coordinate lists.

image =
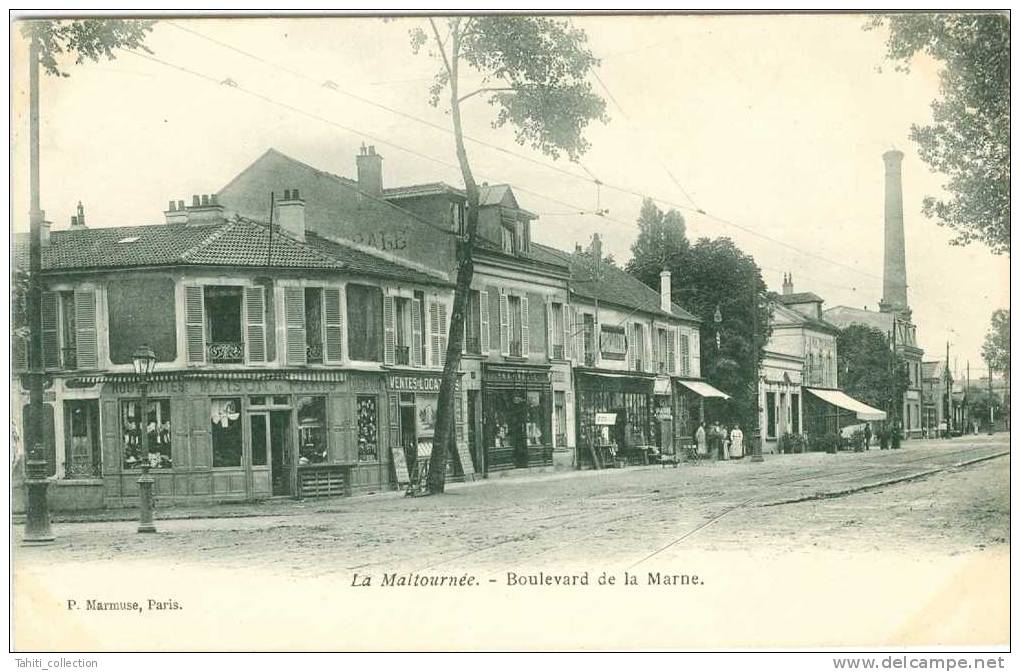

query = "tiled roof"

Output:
[[383, 182, 465, 199], [532, 243, 700, 322], [16, 219, 450, 285], [823, 306, 894, 333], [777, 291, 824, 305]]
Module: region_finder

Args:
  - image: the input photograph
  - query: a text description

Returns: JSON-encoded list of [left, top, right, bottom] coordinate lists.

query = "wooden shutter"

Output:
[[383, 294, 396, 366], [100, 399, 121, 485], [627, 322, 636, 370], [546, 300, 554, 359], [13, 331, 28, 372], [438, 302, 449, 367], [428, 301, 441, 367], [244, 286, 267, 364], [410, 298, 423, 367], [573, 308, 584, 365], [520, 295, 529, 358], [651, 327, 660, 371], [498, 290, 509, 356], [73, 290, 98, 369], [323, 287, 343, 364], [562, 304, 572, 361], [667, 330, 676, 373], [184, 285, 205, 364], [691, 328, 701, 377], [680, 332, 691, 376], [283, 286, 307, 366], [479, 290, 490, 353], [330, 395, 357, 464], [41, 291, 59, 369]]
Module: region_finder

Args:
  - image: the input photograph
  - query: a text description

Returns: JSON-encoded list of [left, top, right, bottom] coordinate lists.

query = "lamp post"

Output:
[[986, 358, 995, 435], [132, 344, 157, 533], [749, 290, 763, 463]]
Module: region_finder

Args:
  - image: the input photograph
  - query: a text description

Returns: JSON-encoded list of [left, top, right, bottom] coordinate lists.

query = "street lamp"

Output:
[[132, 344, 157, 534]]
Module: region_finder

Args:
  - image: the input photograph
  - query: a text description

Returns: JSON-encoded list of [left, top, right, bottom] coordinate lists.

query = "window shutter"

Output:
[[680, 333, 691, 376], [428, 301, 440, 367], [322, 287, 343, 364], [383, 294, 396, 366], [627, 322, 636, 370], [667, 330, 676, 373], [498, 290, 509, 356], [40, 291, 59, 369], [330, 395, 357, 464], [691, 329, 701, 377], [563, 304, 572, 361], [438, 302, 449, 366], [410, 297, 423, 367], [651, 328, 660, 371], [74, 290, 98, 369], [244, 286, 267, 364], [283, 286, 307, 366], [546, 300, 554, 359], [574, 309, 584, 365], [479, 290, 490, 354], [520, 295, 529, 358], [13, 332, 28, 372], [184, 286, 205, 364]]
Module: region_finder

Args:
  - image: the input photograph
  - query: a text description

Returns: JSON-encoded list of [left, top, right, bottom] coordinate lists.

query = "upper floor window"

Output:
[[347, 284, 383, 362], [508, 295, 524, 357], [582, 314, 596, 367], [498, 291, 529, 359], [185, 284, 270, 366], [631, 322, 645, 371], [679, 332, 691, 376], [501, 224, 514, 255], [466, 290, 483, 355], [394, 296, 412, 366], [41, 289, 98, 370], [205, 286, 245, 364], [549, 302, 565, 360], [600, 325, 627, 361]]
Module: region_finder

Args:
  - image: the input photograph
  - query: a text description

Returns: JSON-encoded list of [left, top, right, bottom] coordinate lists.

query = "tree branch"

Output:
[[457, 86, 515, 103], [428, 17, 453, 80]]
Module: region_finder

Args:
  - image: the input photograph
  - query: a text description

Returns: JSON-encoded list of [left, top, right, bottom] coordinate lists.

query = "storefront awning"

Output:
[[676, 380, 731, 400], [576, 370, 654, 395], [806, 388, 887, 421]]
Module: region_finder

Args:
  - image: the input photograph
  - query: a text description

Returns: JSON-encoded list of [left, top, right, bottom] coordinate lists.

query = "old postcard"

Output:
[[8, 11, 1010, 654]]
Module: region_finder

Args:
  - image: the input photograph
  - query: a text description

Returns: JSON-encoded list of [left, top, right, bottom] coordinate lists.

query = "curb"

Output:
[[756, 450, 1010, 507]]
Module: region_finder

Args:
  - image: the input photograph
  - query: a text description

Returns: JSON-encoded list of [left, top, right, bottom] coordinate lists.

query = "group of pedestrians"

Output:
[[694, 421, 745, 460]]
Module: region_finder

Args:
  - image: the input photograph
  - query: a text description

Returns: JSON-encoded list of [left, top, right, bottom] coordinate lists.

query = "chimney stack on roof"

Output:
[[184, 193, 225, 225], [165, 199, 189, 225], [660, 269, 672, 313], [356, 143, 383, 196], [74, 201, 87, 229], [276, 188, 306, 241], [782, 272, 794, 295]]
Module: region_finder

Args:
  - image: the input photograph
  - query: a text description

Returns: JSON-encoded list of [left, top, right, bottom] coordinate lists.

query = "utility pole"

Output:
[[945, 340, 951, 436], [966, 361, 971, 433], [750, 287, 763, 463], [23, 33, 54, 544], [987, 359, 995, 435]]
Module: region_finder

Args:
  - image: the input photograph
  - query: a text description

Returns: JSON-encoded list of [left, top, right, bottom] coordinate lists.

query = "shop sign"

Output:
[[485, 366, 550, 386], [387, 374, 443, 392], [595, 412, 617, 425], [107, 377, 341, 396]]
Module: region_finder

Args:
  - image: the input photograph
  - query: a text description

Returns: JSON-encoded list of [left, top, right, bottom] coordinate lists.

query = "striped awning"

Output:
[[806, 388, 887, 421]]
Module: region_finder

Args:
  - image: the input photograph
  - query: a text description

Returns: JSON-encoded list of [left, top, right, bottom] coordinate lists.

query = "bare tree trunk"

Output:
[[427, 20, 481, 494]]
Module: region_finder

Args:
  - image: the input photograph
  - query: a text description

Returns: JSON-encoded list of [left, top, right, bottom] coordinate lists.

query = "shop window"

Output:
[[554, 391, 567, 448], [791, 393, 800, 434], [205, 286, 244, 364], [466, 291, 483, 355], [65, 400, 101, 478], [211, 398, 242, 467], [357, 395, 379, 461], [122, 399, 172, 469], [297, 396, 328, 465], [766, 392, 777, 439], [527, 391, 549, 446], [347, 283, 384, 362]]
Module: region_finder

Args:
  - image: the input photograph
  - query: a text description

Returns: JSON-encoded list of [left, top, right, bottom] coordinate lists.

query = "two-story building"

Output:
[[14, 195, 460, 510], [764, 275, 885, 450]]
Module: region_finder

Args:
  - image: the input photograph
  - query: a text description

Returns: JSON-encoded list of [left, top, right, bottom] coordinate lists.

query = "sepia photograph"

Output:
[[7, 9, 1011, 656]]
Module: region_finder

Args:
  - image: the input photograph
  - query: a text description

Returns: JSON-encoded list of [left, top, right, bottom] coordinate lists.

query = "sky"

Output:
[[9, 13, 1010, 376]]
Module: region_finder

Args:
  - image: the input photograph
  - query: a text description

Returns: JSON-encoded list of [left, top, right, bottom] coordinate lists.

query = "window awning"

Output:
[[576, 370, 654, 395], [806, 388, 887, 421], [676, 380, 731, 400]]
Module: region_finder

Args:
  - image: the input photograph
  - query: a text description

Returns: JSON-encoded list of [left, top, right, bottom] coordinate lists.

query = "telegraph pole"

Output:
[[23, 33, 54, 544]]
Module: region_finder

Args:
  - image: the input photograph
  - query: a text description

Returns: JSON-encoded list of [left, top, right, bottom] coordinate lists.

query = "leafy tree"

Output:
[[836, 325, 909, 414], [410, 17, 607, 493], [867, 13, 1009, 254], [20, 18, 155, 77], [981, 308, 1009, 375], [626, 200, 771, 433]]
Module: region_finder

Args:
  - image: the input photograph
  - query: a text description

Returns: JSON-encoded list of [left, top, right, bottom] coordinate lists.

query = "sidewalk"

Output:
[[14, 433, 1006, 524]]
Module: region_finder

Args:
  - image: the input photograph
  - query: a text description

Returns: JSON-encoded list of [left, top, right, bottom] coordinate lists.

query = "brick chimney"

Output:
[[879, 149, 910, 318], [276, 188, 306, 241], [356, 143, 383, 195], [782, 272, 793, 295], [72, 201, 87, 229], [165, 199, 188, 225], [660, 269, 672, 312], [590, 232, 603, 279], [185, 194, 225, 225]]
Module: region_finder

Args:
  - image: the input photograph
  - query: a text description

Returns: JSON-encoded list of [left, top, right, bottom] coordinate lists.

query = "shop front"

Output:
[[574, 369, 660, 468], [60, 369, 389, 509], [482, 363, 553, 473], [672, 378, 731, 456], [384, 369, 471, 484]]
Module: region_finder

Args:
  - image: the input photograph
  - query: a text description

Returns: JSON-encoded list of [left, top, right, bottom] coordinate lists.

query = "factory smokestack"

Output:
[[879, 149, 909, 318]]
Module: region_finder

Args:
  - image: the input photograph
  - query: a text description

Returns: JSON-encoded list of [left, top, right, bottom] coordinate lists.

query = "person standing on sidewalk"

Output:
[[695, 422, 707, 459], [864, 422, 872, 450], [729, 424, 744, 459]]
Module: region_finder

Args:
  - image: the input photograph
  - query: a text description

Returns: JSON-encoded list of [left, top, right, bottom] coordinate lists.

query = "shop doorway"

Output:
[[399, 400, 417, 475], [249, 410, 292, 497], [64, 399, 101, 478]]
